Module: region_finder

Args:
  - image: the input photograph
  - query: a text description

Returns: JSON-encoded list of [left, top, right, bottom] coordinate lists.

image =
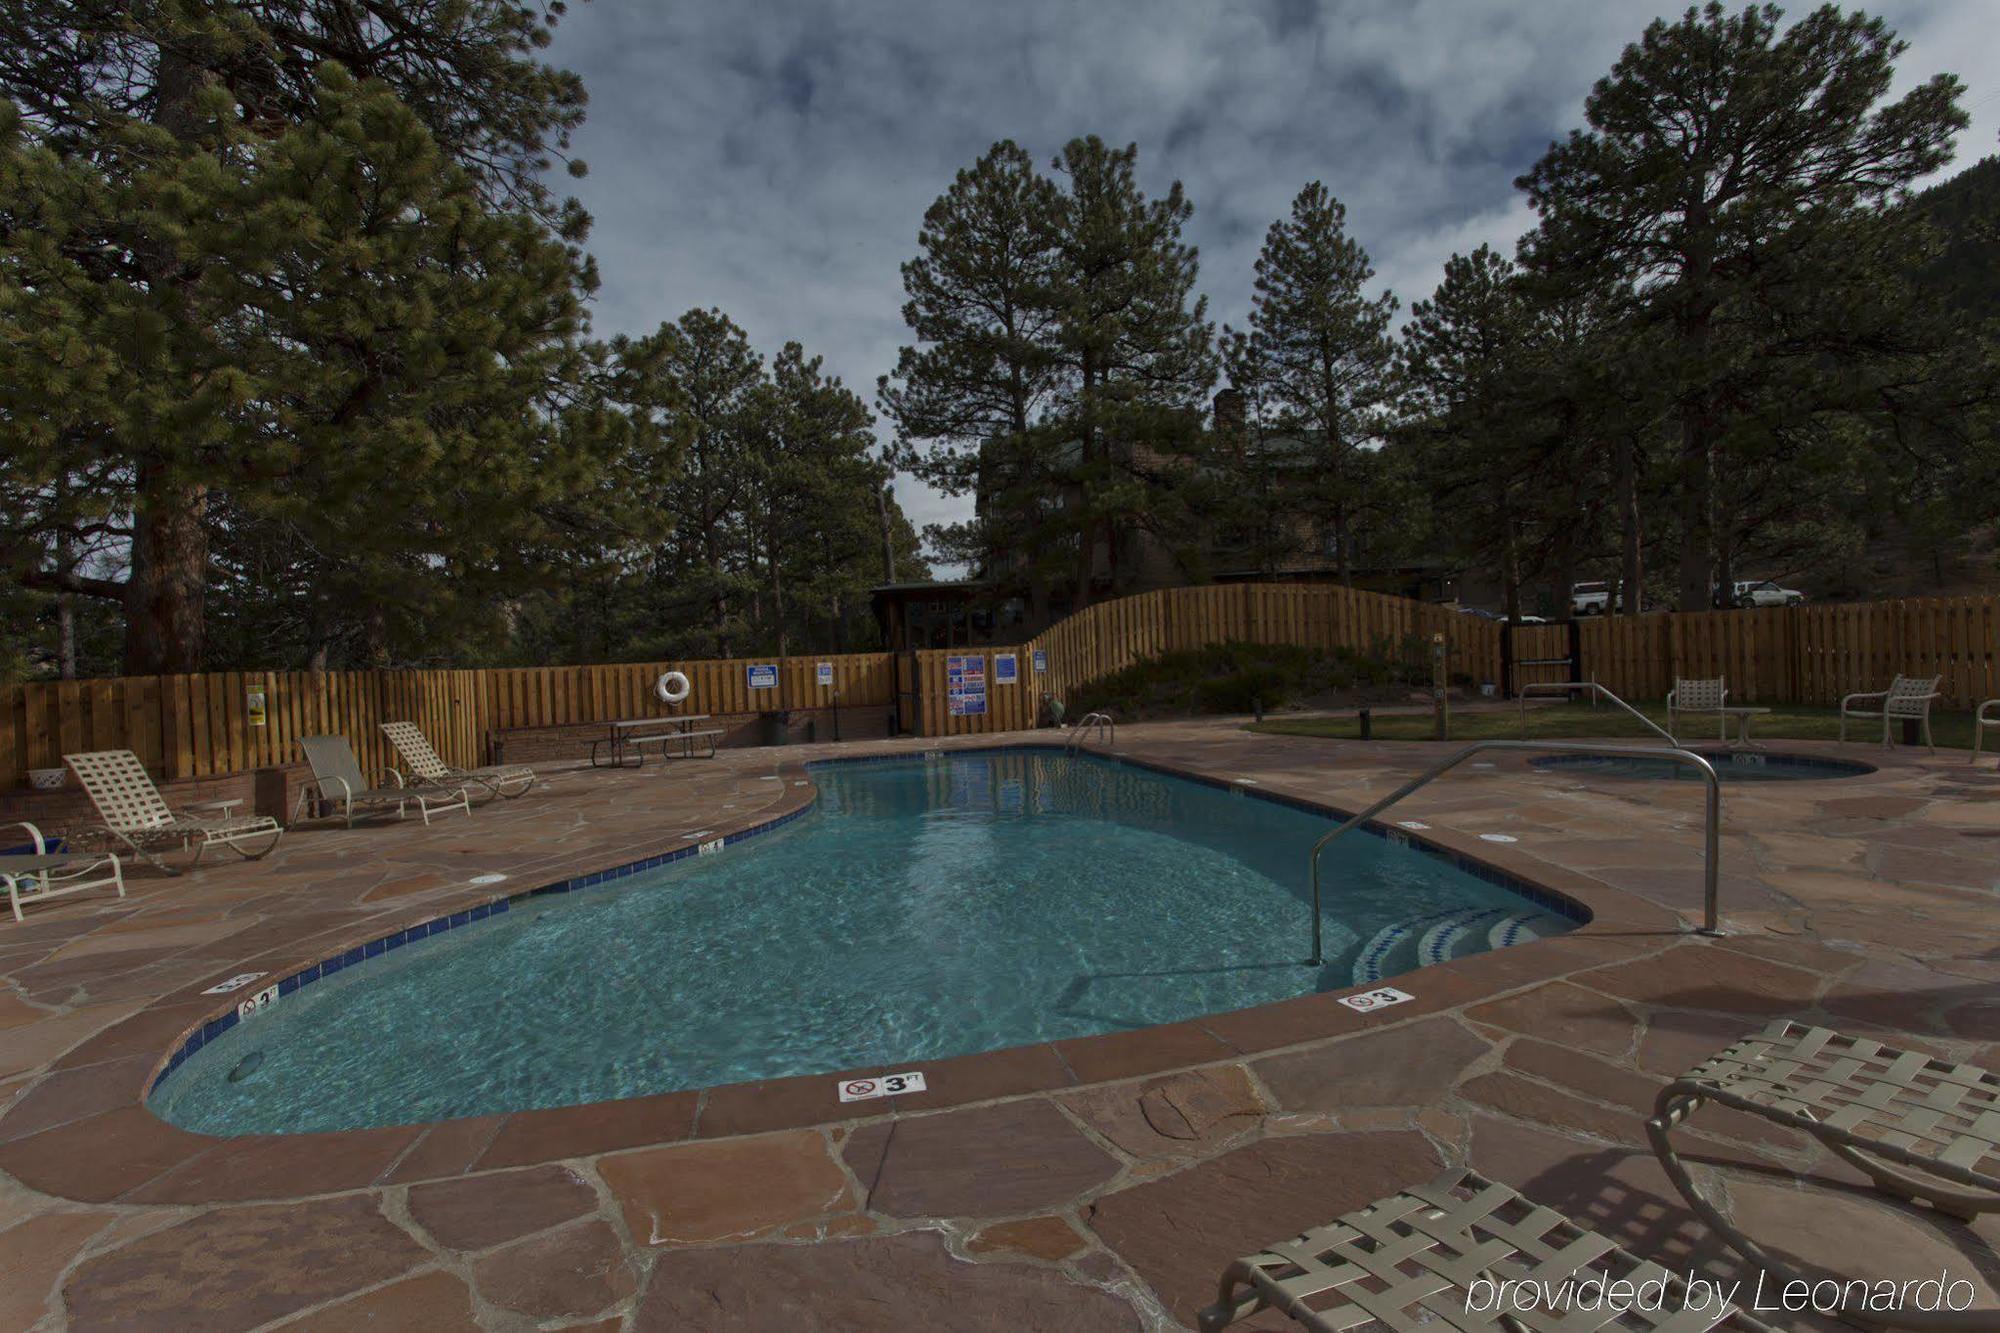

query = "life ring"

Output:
[[655, 671, 691, 705]]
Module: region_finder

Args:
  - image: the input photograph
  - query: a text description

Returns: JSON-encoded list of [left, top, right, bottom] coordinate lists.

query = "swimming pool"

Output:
[[1530, 750, 1873, 782], [150, 750, 1580, 1135]]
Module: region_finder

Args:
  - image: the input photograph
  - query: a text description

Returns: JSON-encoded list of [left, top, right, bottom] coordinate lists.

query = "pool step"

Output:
[[1418, 908, 1512, 968], [1352, 907, 1485, 985], [1354, 906, 1570, 986], [1487, 911, 1570, 951]]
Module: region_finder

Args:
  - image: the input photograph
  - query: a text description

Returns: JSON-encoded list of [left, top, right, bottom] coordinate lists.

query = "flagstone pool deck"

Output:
[[1, 718, 1996, 1330]]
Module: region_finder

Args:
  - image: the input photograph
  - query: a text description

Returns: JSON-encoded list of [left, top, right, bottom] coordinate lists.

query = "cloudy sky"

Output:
[[542, 0, 2000, 549]]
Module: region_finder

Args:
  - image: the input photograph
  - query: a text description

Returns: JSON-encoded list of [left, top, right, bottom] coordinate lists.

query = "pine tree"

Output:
[[1518, 1, 1965, 610], [0, 0, 598, 671], [1042, 136, 1217, 603], [1230, 183, 1397, 584], [879, 140, 1064, 615]]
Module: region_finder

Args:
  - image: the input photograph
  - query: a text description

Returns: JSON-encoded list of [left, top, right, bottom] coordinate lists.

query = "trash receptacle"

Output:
[[757, 710, 791, 747]]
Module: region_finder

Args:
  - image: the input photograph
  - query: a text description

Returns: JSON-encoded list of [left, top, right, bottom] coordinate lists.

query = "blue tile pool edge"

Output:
[[149, 792, 820, 1096]]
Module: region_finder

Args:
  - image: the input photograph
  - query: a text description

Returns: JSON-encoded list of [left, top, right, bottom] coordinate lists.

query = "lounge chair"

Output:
[[2, 822, 124, 921], [1200, 1168, 1773, 1332], [1666, 676, 1728, 742], [380, 721, 535, 799], [63, 750, 282, 875], [1650, 1020, 1998, 1329], [1970, 699, 1998, 764], [1839, 674, 1942, 752], [296, 735, 471, 828]]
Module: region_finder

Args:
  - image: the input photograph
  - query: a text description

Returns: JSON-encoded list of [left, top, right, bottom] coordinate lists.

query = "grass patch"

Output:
[[1250, 699, 1991, 751]]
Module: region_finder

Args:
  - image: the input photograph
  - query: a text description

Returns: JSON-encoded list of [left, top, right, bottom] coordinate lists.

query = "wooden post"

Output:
[[1432, 632, 1449, 741]]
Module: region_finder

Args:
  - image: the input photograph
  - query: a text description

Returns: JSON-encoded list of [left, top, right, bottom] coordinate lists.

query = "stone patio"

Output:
[[1, 718, 1996, 1330]]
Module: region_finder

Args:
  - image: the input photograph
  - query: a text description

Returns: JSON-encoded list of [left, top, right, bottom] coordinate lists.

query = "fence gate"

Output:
[[895, 651, 924, 737]]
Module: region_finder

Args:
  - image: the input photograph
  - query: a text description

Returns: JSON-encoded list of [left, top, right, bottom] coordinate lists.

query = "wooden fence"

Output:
[[909, 582, 1501, 739], [5, 585, 1995, 789]]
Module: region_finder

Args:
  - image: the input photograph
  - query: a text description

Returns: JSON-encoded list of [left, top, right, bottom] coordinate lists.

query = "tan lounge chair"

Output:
[[1200, 1168, 1772, 1332], [379, 721, 535, 799], [1650, 1020, 1997, 1329], [3, 822, 124, 921], [63, 750, 282, 874], [1839, 674, 1941, 752], [296, 735, 471, 828]]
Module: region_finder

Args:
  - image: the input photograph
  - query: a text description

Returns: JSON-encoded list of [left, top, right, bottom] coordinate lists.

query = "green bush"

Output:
[[1068, 640, 1406, 720]]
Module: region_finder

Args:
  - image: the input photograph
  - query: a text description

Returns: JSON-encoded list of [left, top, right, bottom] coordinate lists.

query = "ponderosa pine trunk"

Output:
[[1616, 430, 1644, 615], [121, 464, 210, 675]]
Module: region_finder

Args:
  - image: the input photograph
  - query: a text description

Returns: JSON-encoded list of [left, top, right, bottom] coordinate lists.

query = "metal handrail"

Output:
[[1304, 740, 1722, 966], [1065, 712, 1115, 755], [1517, 680, 1676, 746]]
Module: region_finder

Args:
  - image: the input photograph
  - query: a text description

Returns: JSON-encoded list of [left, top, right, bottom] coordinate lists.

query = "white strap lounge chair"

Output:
[[1200, 1168, 1773, 1332], [1839, 673, 1941, 752], [2, 822, 124, 921], [1975, 699, 1999, 765], [379, 721, 535, 799], [296, 735, 471, 828], [63, 750, 282, 875], [1650, 1020, 1998, 1329], [1665, 676, 1728, 742]]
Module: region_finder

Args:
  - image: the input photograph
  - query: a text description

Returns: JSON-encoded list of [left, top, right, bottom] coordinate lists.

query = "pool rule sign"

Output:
[[946, 654, 986, 716]]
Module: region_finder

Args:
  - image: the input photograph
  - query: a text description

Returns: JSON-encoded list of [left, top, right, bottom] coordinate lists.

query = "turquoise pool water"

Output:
[[151, 751, 1577, 1135]]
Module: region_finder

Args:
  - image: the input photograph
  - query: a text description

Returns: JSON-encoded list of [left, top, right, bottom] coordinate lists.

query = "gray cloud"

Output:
[[544, 1, 1999, 546]]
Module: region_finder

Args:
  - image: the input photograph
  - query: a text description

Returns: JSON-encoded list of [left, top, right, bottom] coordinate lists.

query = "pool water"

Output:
[[151, 751, 1578, 1135], [1531, 750, 1873, 782]]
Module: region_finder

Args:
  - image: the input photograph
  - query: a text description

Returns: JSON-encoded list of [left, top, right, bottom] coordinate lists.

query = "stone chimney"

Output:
[[1212, 386, 1246, 436]]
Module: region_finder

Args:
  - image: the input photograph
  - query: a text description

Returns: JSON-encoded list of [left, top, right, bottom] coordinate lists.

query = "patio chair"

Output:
[[1839, 673, 1942, 752], [296, 735, 471, 828], [1666, 676, 1728, 742], [1971, 699, 1998, 765], [63, 750, 282, 875], [379, 721, 536, 799], [1650, 1020, 1998, 1329], [1199, 1167, 1772, 1332], [2, 822, 124, 921]]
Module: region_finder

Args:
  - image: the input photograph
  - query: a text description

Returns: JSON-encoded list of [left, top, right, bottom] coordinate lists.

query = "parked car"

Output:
[[1724, 579, 1806, 609], [1453, 606, 1549, 624], [1569, 581, 1621, 616]]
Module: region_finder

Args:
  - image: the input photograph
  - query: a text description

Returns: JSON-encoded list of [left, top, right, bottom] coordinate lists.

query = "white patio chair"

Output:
[[1973, 699, 1998, 765], [1666, 676, 1728, 742], [1839, 673, 1941, 752], [63, 750, 282, 875], [2, 822, 124, 921], [379, 721, 535, 799], [296, 735, 471, 828]]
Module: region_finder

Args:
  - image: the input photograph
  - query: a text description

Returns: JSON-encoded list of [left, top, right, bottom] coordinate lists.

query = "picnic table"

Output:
[[589, 715, 724, 768]]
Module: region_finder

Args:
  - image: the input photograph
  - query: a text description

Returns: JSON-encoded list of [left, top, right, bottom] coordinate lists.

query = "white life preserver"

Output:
[[655, 670, 692, 704]]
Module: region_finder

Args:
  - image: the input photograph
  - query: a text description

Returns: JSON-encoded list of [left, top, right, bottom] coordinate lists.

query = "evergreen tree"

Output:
[[878, 140, 1064, 615], [1229, 183, 1397, 584], [1518, 1, 1965, 609], [1397, 247, 1541, 620], [0, 0, 598, 671], [1042, 136, 1218, 603]]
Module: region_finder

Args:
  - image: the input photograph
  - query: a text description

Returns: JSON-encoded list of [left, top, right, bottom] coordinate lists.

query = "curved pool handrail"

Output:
[[1517, 680, 1676, 746], [1065, 712, 1115, 755], [1304, 740, 1721, 967]]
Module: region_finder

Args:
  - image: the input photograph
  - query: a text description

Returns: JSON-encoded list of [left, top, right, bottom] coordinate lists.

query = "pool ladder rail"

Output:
[[1303, 739, 1723, 967], [1065, 712, 1115, 755]]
